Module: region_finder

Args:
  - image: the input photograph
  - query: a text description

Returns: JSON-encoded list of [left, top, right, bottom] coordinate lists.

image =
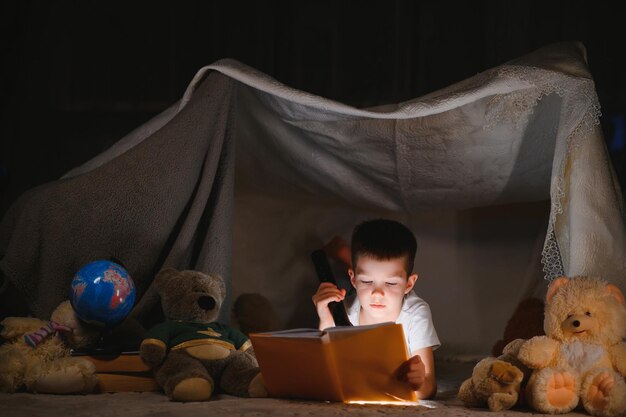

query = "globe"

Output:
[[69, 260, 136, 327]]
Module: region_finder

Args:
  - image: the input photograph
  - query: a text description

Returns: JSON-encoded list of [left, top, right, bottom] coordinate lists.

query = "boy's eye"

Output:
[[360, 280, 373, 285], [385, 282, 398, 286]]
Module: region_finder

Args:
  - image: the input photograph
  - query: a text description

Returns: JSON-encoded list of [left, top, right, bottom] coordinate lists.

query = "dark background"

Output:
[[1, 0, 625, 216]]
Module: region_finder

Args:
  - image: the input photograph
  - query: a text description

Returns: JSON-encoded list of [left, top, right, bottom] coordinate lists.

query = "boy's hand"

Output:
[[399, 354, 426, 391], [312, 282, 346, 329]]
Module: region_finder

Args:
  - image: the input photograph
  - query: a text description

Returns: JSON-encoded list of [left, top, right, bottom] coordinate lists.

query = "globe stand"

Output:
[[71, 320, 139, 356], [93, 327, 119, 354], [98, 318, 144, 353]]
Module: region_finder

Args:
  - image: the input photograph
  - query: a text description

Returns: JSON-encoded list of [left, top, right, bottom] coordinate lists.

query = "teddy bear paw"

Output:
[[544, 371, 579, 412], [490, 361, 523, 385], [582, 370, 626, 417], [248, 373, 267, 398], [172, 377, 214, 402]]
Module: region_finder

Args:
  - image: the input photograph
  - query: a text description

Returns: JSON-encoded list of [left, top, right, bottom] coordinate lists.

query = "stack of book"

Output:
[[72, 351, 159, 393]]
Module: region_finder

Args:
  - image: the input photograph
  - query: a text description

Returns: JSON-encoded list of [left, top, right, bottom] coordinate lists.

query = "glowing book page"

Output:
[[324, 323, 415, 402], [250, 330, 342, 401], [250, 323, 415, 402]]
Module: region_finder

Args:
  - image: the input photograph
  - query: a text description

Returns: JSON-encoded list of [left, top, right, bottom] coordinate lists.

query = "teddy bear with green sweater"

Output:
[[140, 268, 266, 401]]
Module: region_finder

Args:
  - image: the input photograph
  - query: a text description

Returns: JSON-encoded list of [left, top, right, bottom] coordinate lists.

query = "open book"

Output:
[[250, 322, 416, 403]]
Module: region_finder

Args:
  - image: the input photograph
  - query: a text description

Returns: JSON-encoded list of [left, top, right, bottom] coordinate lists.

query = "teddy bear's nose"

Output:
[[197, 296, 216, 311], [572, 320, 580, 327]]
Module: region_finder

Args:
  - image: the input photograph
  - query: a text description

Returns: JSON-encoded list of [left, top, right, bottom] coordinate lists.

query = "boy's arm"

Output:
[[402, 346, 437, 399], [322, 236, 352, 269]]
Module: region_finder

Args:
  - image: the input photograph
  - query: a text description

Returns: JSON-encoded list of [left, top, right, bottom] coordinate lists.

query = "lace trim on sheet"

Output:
[[484, 65, 601, 281]]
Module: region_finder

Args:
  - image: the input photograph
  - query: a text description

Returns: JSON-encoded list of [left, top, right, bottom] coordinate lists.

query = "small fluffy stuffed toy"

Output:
[[140, 268, 266, 402], [517, 276, 626, 417], [458, 338, 530, 411], [0, 301, 99, 393]]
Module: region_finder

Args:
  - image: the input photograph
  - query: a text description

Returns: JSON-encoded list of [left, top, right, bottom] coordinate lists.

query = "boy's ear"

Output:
[[348, 268, 356, 287], [405, 273, 418, 293]]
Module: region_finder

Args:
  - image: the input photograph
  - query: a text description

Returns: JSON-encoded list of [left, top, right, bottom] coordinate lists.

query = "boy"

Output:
[[312, 219, 440, 399]]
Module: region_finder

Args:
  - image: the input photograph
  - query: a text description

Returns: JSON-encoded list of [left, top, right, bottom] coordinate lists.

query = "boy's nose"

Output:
[[372, 286, 385, 296]]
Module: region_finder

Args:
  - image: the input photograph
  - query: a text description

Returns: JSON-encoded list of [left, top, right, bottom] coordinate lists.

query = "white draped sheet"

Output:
[[62, 41, 625, 356]]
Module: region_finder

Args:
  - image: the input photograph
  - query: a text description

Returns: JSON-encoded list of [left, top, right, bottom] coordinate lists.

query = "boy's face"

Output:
[[348, 255, 417, 324]]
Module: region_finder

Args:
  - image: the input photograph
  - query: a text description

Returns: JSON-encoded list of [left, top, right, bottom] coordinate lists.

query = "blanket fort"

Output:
[[0, 42, 624, 357]]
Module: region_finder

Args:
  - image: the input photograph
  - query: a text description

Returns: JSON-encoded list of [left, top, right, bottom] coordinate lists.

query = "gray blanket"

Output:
[[0, 73, 235, 323]]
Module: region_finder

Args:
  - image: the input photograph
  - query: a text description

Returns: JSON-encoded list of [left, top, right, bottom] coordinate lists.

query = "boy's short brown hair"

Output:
[[351, 219, 417, 274]]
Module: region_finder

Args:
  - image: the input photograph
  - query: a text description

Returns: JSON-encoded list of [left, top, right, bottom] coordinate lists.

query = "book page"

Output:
[[324, 321, 395, 338], [325, 323, 416, 402], [253, 328, 323, 338], [250, 334, 343, 401]]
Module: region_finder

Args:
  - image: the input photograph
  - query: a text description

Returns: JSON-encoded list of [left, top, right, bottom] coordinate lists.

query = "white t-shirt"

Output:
[[344, 291, 441, 354]]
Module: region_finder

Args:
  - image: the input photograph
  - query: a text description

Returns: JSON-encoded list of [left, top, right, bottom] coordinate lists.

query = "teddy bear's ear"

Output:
[[546, 276, 569, 303], [154, 268, 179, 291], [605, 284, 626, 305]]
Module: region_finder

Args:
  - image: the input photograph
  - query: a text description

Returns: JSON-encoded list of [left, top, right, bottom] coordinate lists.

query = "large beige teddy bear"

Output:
[[0, 301, 100, 393], [458, 338, 530, 411], [140, 268, 266, 402], [517, 276, 626, 417]]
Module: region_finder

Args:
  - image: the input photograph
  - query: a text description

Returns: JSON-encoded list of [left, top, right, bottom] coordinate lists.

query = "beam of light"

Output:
[[346, 400, 423, 406], [346, 392, 428, 407]]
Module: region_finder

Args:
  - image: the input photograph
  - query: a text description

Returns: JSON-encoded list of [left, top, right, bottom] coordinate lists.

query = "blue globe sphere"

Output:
[[69, 260, 136, 327]]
